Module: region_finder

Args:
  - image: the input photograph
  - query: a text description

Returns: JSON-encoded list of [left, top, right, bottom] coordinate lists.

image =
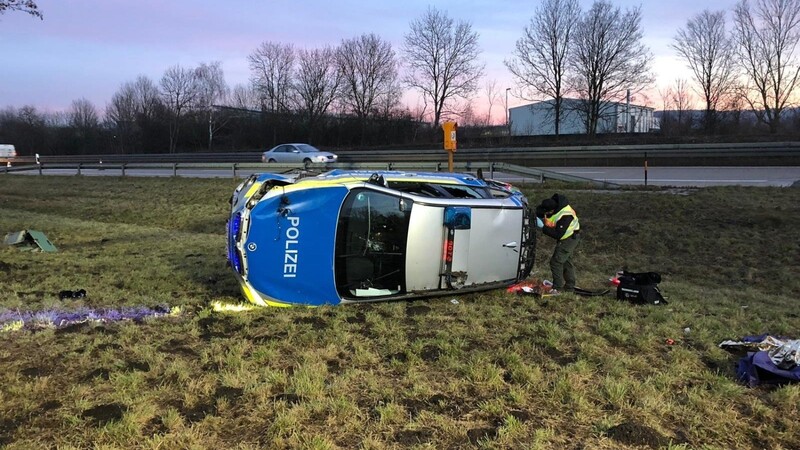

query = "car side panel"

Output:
[[465, 208, 523, 284], [404, 203, 523, 292], [405, 204, 446, 291]]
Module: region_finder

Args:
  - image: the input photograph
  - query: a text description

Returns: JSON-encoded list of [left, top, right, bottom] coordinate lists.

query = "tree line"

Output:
[[506, 0, 800, 136], [3, 0, 800, 156]]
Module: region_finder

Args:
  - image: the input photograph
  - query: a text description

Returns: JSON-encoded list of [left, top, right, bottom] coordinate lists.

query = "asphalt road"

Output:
[[6, 166, 800, 187]]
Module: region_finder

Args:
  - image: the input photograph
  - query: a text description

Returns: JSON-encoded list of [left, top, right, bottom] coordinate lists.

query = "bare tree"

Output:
[[659, 79, 694, 134], [229, 84, 258, 110], [131, 75, 162, 120], [68, 98, 98, 131], [672, 10, 735, 132], [160, 65, 199, 153], [0, 0, 42, 19], [569, 0, 653, 135], [194, 61, 229, 150], [294, 46, 341, 141], [732, 0, 800, 133], [248, 42, 295, 113], [337, 34, 400, 120], [505, 0, 580, 135], [67, 98, 99, 153], [482, 79, 501, 125], [403, 6, 484, 128]]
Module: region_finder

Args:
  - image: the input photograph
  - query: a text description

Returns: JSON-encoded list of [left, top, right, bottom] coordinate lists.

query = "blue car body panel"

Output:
[[244, 185, 348, 306]]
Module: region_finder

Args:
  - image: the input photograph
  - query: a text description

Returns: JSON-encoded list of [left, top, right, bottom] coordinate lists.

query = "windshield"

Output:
[[297, 144, 321, 153], [335, 189, 412, 299]]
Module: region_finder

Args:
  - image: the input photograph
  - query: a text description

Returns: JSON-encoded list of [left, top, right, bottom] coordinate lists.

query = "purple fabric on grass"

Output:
[[737, 351, 800, 387], [0, 305, 174, 331]]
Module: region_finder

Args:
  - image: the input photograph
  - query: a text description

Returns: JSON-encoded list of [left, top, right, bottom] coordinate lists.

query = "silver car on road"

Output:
[[261, 143, 338, 164]]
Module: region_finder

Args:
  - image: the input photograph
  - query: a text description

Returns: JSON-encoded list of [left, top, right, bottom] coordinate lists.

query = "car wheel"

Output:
[[303, 158, 311, 164], [268, 158, 276, 163]]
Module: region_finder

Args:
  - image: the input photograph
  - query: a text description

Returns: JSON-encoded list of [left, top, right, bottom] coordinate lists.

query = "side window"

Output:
[[275, 145, 288, 153], [335, 189, 413, 299]]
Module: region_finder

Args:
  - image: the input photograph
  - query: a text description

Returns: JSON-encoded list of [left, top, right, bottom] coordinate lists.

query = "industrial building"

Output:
[[509, 98, 657, 136]]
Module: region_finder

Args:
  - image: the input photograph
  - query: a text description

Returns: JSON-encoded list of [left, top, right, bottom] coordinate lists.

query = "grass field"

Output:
[[0, 174, 798, 449]]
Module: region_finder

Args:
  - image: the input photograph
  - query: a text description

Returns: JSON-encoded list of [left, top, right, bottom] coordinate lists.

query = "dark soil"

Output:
[[606, 421, 670, 448], [81, 403, 127, 426]]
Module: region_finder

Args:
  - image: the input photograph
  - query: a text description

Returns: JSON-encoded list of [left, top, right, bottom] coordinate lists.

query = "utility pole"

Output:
[[505, 88, 511, 136]]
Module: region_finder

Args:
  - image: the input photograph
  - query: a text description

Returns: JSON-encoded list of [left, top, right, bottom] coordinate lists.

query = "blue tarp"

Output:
[[722, 334, 800, 387]]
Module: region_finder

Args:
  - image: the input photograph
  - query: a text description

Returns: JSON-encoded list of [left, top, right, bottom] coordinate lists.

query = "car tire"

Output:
[[303, 158, 311, 164], [268, 158, 276, 163]]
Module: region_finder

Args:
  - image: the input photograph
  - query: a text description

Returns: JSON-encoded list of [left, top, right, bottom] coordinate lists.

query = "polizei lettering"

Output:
[[283, 216, 300, 278]]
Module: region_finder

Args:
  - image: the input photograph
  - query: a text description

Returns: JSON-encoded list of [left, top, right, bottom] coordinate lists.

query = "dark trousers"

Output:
[[550, 233, 580, 290]]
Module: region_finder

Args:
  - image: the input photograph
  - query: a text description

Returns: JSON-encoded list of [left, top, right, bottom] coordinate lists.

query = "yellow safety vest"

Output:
[[546, 205, 580, 240]]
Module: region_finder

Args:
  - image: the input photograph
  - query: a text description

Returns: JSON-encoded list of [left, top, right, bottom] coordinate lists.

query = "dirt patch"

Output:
[[0, 261, 15, 273], [143, 416, 169, 436], [20, 366, 49, 378], [402, 398, 428, 418], [39, 400, 62, 412], [394, 428, 434, 446], [345, 312, 366, 324], [95, 343, 122, 352], [508, 409, 531, 422], [0, 418, 21, 447], [420, 345, 443, 362], [542, 347, 578, 366], [467, 427, 498, 445], [81, 403, 127, 426], [181, 402, 215, 424], [198, 316, 243, 340], [293, 316, 327, 329], [385, 352, 408, 363], [215, 386, 244, 403], [159, 342, 198, 357], [406, 305, 431, 316], [124, 360, 150, 372], [272, 393, 304, 405], [83, 368, 111, 381], [55, 322, 91, 334], [327, 359, 343, 374], [606, 421, 670, 448], [252, 331, 289, 343], [89, 325, 118, 335]]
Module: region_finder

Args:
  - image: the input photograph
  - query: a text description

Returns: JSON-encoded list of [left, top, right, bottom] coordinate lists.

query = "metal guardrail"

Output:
[[1, 161, 621, 189], [5, 141, 800, 165]]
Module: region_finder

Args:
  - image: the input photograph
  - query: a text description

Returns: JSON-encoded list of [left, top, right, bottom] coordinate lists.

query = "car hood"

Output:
[[243, 185, 349, 306]]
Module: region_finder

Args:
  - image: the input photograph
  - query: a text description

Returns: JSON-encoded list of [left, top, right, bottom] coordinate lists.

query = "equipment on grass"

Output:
[[612, 271, 666, 305]]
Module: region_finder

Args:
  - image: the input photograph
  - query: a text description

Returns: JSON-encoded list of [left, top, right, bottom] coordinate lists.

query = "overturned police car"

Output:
[[227, 170, 536, 306]]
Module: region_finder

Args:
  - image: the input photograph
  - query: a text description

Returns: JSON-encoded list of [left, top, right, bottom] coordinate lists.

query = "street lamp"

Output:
[[505, 88, 511, 135]]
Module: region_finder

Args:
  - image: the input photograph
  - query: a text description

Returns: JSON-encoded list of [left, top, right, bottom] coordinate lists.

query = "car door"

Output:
[[283, 144, 302, 163], [405, 200, 523, 292]]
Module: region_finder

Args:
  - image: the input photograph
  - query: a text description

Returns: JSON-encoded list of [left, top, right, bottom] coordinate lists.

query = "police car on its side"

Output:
[[227, 169, 536, 306]]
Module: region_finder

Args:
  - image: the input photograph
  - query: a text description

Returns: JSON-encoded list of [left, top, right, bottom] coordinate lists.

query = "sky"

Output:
[[0, 0, 737, 118]]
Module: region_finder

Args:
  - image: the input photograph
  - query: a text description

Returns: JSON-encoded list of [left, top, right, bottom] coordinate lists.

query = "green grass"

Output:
[[0, 175, 799, 449]]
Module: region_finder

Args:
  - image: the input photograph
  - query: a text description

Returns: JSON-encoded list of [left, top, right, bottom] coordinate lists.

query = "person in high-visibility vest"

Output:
[[535, 193, 581, 294]]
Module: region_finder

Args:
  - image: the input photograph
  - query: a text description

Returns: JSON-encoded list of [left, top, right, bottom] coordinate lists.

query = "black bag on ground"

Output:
[[616, 271, 666, 305]]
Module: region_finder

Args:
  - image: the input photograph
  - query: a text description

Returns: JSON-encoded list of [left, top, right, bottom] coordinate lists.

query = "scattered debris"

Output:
[[59, 289, 87, 300], [720, 335, 800, 386], [0, 305, 181, 333], [3, 230, 57, 252]]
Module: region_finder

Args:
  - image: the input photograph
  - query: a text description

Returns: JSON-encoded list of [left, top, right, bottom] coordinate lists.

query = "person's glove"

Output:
[[535, 217, 544, 228]]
